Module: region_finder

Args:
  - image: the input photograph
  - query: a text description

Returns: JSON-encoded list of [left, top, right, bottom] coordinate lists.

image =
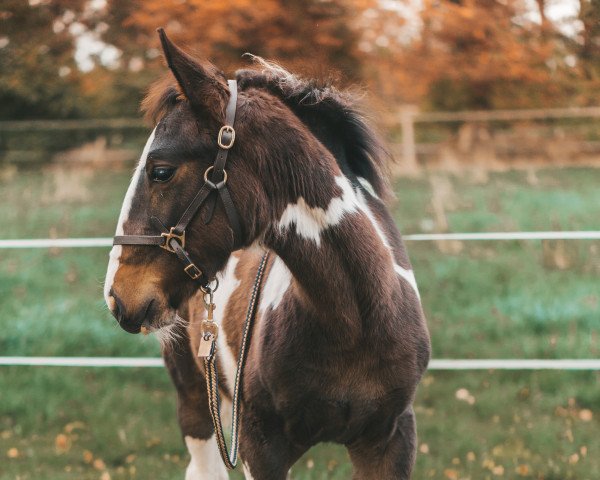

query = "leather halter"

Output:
[[113, 79, 265, 471], [113, 80, 242, 285]]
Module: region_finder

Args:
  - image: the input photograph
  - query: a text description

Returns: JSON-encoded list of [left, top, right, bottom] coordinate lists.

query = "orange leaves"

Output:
[[82, 447, 110, 478], [55, 433, 71, 453], [64, 421, 86, 433], [124, 0, 374, 85], [578, 409, 593, 421], [555, 399, 594, 422], [7, 447, 19, 458], [443, 468, 459, 479], [83, 449, 94, 463], [54, 421, 86, 454], [515, 464, 530, 476], [401, 0, 563, 108], [101, 0, 593, 112], [455, 388, 476, 405]]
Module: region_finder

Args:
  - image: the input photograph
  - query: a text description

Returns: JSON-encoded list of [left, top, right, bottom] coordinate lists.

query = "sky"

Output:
[[527, 0, 581, 37]]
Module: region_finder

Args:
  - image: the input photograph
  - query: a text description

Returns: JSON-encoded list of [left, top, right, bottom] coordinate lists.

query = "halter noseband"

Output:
[[113, 79, 243, 286]]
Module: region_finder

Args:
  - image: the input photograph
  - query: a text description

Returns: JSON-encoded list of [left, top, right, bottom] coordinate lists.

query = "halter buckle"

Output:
[[184, 263, 202, 280], [217, 125, 235, 149], [160, 227, 185, 253]]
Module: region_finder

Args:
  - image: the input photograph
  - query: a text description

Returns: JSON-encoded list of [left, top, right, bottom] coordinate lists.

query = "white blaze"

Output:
[[103, 128, 156, 309]]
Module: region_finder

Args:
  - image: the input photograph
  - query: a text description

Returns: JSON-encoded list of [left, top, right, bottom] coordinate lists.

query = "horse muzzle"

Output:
[[108, 290, 161, 334]]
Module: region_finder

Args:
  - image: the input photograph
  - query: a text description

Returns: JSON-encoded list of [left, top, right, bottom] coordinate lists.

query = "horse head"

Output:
[[103, 29, 339, 335]]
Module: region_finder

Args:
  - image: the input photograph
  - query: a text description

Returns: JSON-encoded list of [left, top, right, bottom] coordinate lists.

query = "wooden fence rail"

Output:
[[0, 118, 145, 131], [4, 107, 600, 168], [398, 105, 600, 169]]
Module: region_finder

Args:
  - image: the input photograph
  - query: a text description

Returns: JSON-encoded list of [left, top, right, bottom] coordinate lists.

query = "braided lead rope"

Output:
[[204, 251, 270, 470]]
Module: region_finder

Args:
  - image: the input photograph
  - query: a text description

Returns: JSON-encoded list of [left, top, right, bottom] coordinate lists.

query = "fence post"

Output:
[[399, 105, 419, 173]]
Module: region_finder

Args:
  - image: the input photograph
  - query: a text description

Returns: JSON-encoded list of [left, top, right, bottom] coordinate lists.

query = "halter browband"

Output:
[[113, 79, 242, 285]]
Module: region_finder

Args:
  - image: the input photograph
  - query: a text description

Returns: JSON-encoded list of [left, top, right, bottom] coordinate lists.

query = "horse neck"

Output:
[[262, 170, 415, 338]]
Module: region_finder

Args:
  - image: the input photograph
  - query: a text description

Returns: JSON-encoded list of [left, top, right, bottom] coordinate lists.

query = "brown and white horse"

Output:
[[104, 30, 430, 480]]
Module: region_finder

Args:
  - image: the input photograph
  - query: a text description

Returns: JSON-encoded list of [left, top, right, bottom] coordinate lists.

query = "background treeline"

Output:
[[2, 0, 600, 121]]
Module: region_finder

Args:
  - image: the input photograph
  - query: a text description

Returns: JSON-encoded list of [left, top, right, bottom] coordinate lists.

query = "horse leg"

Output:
[[346, 406, 417, 480], [238, 404, 305, 480], [162, 326, 228, 480]]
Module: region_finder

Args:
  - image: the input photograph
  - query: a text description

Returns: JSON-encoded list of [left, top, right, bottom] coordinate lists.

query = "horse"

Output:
[[104, 28, 430, 480]]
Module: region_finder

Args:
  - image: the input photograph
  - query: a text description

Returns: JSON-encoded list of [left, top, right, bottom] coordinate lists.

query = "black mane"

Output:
[[143, 61, 392, 200], [236, 60, 392, 200]]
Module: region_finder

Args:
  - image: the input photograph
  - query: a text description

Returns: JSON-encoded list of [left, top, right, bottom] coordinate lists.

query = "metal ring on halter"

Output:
[[200, 277, 220, 295], [204, 165, 227, 185]]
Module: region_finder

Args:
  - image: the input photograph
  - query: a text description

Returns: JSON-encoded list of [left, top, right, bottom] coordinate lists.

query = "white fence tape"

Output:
[[0, 238, 113, 248], [0, 357, 164, 367], [404, 231, 600, 241], [1, 232, 598, 371], [1, 231, 599, 249], [1, 357, 599, 370], [429, 359, 600, 370]]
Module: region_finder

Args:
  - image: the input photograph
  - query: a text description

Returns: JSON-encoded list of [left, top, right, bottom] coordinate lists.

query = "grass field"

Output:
[[1, 165, 599, 479]]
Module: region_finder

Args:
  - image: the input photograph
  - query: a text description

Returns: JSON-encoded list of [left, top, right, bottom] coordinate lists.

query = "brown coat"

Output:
[[106, 31, 430, 480]]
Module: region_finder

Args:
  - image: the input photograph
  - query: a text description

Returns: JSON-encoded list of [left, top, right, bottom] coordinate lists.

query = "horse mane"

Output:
[[142, 60, 392, 200], [236, 58, 392, 200]]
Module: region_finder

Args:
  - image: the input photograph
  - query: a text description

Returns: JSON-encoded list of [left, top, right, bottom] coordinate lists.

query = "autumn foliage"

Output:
[[1, 0, 599, 119], [121, 0, 370, 78]]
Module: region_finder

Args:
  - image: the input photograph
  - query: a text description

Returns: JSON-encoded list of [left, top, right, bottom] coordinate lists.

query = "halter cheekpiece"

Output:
[[113, 79, 243, 286], [112, 79, 267, 471]]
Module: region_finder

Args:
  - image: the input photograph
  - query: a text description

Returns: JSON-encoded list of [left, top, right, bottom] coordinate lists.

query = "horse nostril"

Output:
[[109, 289, 125, 322], [106, 292, 117, 312], [108, 293, 154, 334]]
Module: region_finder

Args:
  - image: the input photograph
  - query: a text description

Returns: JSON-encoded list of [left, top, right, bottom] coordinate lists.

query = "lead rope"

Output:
[[198, 251, 270, 470]]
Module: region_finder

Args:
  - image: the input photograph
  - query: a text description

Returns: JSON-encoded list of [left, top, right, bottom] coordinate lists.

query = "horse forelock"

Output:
[[141, 76, 184, 125]]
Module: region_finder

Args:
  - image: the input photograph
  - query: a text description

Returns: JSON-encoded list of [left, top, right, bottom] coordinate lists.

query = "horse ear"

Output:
[[157, 28, 228, 119]]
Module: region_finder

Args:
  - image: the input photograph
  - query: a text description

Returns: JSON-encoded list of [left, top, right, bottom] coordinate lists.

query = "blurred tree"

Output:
[[2, 0, 598, 120], [0, 0, 96, 119], [399, 0, 561, 109], [113, 0, 369, 83], [579, 0, 600, 75]]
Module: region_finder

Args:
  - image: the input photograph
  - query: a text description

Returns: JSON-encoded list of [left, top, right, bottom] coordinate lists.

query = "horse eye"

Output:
[[151, 166, 176, 183]]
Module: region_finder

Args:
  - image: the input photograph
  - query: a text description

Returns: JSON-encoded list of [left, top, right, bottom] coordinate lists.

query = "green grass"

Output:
[[1, 166, 599, 479]]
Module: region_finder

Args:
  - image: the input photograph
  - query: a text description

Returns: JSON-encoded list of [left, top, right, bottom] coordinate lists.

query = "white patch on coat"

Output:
[[277, 173, 420, 299], [213, 255, 241, 394], [103, 128, 156, 310], [259, 256, 292, 312], [355, 188, 420, 299], [355, 189, 391, 250], [243, 461, 255, 479], [357, 176, 380, 200], [184, 435, 228, 480], [278, 175, 358, 246], [394, 264, 419, 297]]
